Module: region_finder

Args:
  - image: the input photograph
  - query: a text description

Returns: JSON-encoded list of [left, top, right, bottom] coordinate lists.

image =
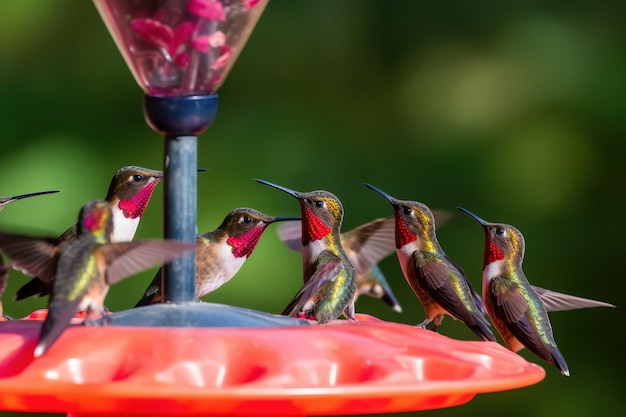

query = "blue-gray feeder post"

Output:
[[143, 94, 218, 304]]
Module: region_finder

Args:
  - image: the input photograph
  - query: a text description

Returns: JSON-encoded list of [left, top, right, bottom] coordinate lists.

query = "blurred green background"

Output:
[[0, 0, 624, 416]]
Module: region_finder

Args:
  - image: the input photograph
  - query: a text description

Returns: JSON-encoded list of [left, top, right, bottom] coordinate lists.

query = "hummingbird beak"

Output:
[[255, 179, 302, 199], [457, 207, 490, 227], [272, 216, 301, 223], [363, 183, 398, 205], [6, 190, 61, 203], [197, 168, 209, 173]]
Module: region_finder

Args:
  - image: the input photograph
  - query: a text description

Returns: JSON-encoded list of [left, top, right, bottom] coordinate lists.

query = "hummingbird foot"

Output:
[[427, 322, 439, 333], [415, 318, 439, 332], [304, 309, 316, 320], [293, 311, 317, 321], [82, 309, 112, 326], [101, 314, 112, 326], [415, 317, 433, 329]]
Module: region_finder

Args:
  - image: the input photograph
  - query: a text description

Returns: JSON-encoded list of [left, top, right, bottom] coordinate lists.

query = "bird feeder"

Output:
[[0, 311, 544, 416]]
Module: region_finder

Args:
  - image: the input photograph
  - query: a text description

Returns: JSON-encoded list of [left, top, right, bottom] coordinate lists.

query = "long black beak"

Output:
[[272, 216, 301, 223], [363, 183, 398, 205], [457, 207, 489, 227], [255, 179, 301, 199], [1, 190, 60, 205]]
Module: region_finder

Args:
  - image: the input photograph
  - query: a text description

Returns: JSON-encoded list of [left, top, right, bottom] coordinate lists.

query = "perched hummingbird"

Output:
[[135, 207, 300, 306], [255, 179, 357, 323], [458, 207, 615, 376], [0, 200, 194, 357], [0, 190, 60, 212], [364, 183, 495, 342], [277, 217, 402, 313], [14, 166, 164, 301]]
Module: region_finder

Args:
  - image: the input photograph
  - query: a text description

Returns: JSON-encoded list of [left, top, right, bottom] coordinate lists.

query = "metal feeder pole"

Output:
[[143, 93, 219, 304]]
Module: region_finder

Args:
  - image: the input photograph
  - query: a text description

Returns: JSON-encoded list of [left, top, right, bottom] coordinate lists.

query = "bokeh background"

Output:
[[0, 1, 624, 416]]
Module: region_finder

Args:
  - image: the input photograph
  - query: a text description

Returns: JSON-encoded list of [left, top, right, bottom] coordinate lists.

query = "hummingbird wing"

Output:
[[281, 251, 342, 317], [414, 251, 494, 340], [442, 253, 486, 315], [431, 209, 453, 229], [11, 226, 80, 302], [414, 251, 486, 318], [489, 276, 529, 323], [489, 276, 569, 374], [359, 264, 402, 313], [278, 218, 396, 275], [57, 224, 78, 243], [533, 286, 616, 311], [341, 217, 395, 274], [276, 220, 302, 252], [14, 277, 52, 301], [0, 232, 61, 283], [100, 240, 195, 285]]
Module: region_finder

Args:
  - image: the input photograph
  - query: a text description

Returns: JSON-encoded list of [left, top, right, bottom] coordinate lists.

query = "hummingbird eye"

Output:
[[132, 174, 144, 183], [315, 201, 325, 209], [242, 216, 253, 224], [403, 207, 413, 216], [495, 227, 505, 236]]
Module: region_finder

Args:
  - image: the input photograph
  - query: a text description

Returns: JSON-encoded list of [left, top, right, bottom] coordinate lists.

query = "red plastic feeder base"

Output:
[[0, 310, 544, 416]]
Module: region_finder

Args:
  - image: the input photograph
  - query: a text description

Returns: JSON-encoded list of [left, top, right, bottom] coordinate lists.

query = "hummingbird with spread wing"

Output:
[[0, 199, 194, 357], [458, 207, 615, 376], [14, 166, 164, 301], [256, 179, 357, 324], [276, 217, 402, 312]]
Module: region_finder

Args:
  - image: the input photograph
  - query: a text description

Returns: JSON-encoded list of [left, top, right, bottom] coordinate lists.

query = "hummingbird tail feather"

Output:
[[549, 346, 570, 377], [469, 319, 497, 342], [381, 292, 402, 313]]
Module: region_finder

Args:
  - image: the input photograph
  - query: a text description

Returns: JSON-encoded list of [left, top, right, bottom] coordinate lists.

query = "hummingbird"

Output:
[[135, 207, 300, 306], [255, 179, 357, 324], [457, 207, 616, 376], [0, 200, 195, 357], [14, 166, 164, 301], [0, 190, 60, 212], [364, 183, 495, 342], [276, 217, 402, 313]]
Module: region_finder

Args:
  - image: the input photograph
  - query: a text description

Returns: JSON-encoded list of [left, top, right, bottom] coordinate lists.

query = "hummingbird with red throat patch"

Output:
[[277, 217, 402, 313], [14, 166, 164, 301], [255, 179, 357, 324], [364, 183, 495, 342], [135, 207, 300, 306], [458, 207, 615, 376], [0, 199, 195, 357]]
